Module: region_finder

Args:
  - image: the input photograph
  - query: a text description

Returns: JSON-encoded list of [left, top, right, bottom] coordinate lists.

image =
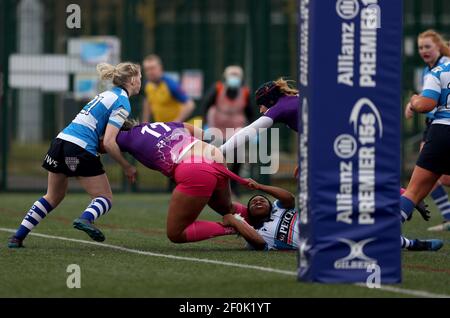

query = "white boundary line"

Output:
[[1, 228, 449, 298]]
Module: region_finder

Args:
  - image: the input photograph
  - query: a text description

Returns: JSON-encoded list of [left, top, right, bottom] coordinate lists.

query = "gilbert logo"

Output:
[[334, 238, 377, 270]]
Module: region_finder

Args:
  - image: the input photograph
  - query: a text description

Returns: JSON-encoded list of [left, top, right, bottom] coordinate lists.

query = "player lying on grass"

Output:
[[222, 180, 297, 251], [223, 181, 444, 251], [8, 62, 141, 248], [112, 119, 251, 243]]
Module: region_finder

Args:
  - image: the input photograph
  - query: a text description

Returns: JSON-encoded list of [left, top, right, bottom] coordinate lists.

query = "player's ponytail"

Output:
[[121, 118, 140, 131], [255, 77, 299, 108], [97, 62, 141, 87], [418, 29, 450, 58], [97, 63, 116, 81], [274, 78, 299, 96]]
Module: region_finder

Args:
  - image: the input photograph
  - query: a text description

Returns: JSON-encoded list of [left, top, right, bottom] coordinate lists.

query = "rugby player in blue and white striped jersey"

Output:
[[8, 62, 141, 248]]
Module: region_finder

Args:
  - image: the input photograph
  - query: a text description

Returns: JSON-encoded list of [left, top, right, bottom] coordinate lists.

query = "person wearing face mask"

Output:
[[404, 30, 450, 232], [202, 65, 253, 198]]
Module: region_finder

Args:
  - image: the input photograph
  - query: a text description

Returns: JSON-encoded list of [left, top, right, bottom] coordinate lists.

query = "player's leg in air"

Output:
[[8, 172, 68, 248]]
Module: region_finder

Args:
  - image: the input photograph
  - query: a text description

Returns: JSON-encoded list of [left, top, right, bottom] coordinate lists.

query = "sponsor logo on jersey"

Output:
[[275, 209, 297, 244]]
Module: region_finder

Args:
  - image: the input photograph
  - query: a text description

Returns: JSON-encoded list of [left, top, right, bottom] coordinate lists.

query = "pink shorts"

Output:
[[173, 158, 248, 198]]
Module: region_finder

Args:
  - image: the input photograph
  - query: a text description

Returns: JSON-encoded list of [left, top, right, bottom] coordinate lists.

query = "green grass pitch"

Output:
[[1, 193, 449, 298]]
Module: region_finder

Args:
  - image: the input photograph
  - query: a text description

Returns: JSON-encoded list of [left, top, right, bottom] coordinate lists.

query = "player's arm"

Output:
[[411, 72, 441, 113], [104, 107, 137, 183], [103, 124, 137, 183], [219, 116, 274, 154], [247, 179, 295, 209], [222, 214, 267, 251], [404, 101, 414, 119], [141, 99, 151, 123]]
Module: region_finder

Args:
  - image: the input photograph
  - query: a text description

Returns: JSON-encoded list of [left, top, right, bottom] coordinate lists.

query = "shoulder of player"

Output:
[[110, 87, 131, 109], [111, 94, 130, 112], [96, 90, 120, 109], [273, 199, 283, 209], [430, 62, 450, 76], [272, 200, 296, 214], [439, 56, 450, 64], [269, 201, 286, 218], [267, 95, 295, 110]]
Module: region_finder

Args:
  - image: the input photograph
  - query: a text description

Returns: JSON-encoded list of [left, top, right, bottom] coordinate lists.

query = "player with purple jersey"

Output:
[[117, 122, 198, 177], [113, 120, 253, 245], [220, 78, 299, 155], [263, 95, 298, 132]]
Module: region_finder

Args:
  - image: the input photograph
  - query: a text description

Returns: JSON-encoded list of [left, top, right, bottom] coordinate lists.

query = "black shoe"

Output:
[[7, 236, 24, 248], [407, 239, 443, 251], [73, 218, 105, 242]]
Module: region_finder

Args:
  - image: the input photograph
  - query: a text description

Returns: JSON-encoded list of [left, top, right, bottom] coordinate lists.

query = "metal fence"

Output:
[[1, 0, 449, 192], [0, 0, 298, 192]]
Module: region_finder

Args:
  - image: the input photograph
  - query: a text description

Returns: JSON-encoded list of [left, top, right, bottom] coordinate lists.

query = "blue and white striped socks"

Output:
[[15, 197, 53, 240], [400, 196, 415, 223], [430, 185, 450, 221], [80, 197, 112, 222], [401, 236, 413, 249]]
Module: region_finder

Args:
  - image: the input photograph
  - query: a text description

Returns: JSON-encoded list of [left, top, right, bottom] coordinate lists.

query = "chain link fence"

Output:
[[0, 0, 298, 192]]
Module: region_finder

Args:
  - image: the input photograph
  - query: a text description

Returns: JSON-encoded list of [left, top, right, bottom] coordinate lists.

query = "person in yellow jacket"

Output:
[[141, 54, 195, 123]]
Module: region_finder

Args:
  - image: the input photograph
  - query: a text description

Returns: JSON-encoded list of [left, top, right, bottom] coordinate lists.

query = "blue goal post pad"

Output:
[[297, 0, 402, 283]]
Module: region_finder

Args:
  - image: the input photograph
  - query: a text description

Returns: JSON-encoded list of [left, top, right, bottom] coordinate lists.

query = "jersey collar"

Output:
[[428, 55, 443, 71], [118, 86, 130, 98]]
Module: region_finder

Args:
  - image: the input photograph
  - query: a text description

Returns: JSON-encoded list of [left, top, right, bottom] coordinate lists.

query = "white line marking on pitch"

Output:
[[1, 228, 448, 298]]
